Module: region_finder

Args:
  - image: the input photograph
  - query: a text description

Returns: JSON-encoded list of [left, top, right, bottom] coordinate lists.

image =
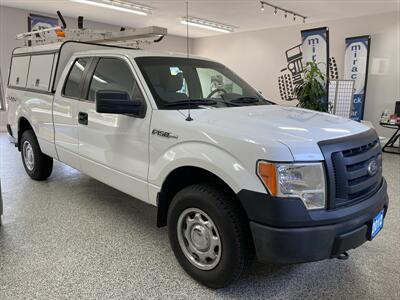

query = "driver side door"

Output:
[[77, 56, 151, 203]]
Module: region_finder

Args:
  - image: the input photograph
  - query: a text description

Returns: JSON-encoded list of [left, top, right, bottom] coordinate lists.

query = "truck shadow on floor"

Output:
[[47, 164, 369, 298]]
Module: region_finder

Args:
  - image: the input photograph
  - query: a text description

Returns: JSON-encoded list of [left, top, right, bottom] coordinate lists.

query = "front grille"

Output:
[[319, 130, 383, 209]]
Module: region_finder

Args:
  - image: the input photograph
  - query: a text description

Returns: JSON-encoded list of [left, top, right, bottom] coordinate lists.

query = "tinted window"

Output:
[[88, 58, 143, 102], [64, 58, 91, 98]]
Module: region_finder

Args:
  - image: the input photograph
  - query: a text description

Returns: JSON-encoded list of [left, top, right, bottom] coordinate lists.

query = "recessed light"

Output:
[[70, 0, 152, 16]]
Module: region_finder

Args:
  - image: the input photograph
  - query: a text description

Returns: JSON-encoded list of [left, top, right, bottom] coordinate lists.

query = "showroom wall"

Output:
[[0, 5, 192, 129], [1, 6, 399, 138], [192, 11, 400, 138]]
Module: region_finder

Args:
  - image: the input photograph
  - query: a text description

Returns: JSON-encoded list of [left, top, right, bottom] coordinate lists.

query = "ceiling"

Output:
[[1, 0, 399, 38]]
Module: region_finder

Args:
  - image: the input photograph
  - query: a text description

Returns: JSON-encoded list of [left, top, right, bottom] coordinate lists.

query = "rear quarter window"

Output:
[[63, 57, 91, 99]]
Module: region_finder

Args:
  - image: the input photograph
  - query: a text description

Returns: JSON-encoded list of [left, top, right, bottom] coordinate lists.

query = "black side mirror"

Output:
[[96, 90, 143, 115]]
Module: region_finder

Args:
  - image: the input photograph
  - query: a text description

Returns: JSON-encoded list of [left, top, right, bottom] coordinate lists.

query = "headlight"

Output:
[[257, 161, 326, 210]]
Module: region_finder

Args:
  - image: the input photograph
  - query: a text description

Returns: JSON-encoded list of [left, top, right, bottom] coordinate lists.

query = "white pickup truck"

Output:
[[6, 41, 388, 288]]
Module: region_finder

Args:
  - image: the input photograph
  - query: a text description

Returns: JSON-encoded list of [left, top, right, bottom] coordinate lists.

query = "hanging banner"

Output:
[[301, 27, 330, 109], [344, 35, 371, 121]]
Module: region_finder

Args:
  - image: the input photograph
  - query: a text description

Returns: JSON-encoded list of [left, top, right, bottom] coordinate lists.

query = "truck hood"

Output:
[[183, 105, 371, 161]]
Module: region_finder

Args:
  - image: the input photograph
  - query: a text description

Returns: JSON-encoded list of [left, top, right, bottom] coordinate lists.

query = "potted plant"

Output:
[[294, 61, 328, 112]]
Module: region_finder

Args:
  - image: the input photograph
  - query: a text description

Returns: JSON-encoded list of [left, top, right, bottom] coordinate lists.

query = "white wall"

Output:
[[193, 11, 400, 138], [0, 5, 192, 129], [1, 6, 399, 138]]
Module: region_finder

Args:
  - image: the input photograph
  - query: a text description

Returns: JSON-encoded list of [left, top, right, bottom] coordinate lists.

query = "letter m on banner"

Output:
[[301, 27, 330, 110], [344, 35, 371, 121]]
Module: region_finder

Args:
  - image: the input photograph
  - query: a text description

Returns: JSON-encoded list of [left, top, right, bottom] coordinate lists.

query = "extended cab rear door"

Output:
[[53, 57, 93, 169], [77, 55, 151, 203]]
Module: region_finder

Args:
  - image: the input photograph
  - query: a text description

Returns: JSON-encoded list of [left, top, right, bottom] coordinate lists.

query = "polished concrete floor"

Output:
[[0, 133, 399, 299]]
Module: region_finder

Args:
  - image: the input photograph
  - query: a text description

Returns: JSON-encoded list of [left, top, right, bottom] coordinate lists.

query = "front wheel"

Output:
[[168, 184, 254, 288], [20, 130, 53, 181]]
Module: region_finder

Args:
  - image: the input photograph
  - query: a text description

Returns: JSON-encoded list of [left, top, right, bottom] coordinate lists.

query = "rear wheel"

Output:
[[20, 130, 53, 181], [168, 184, 253, 288]]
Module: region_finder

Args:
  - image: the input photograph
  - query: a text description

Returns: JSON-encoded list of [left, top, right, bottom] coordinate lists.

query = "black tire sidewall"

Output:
[[21, 130, 38, 177], [20, 130, 52, 180], [168, 185, 248, 288]]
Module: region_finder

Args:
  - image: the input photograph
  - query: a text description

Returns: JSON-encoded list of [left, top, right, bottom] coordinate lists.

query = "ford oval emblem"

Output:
[[367, 159, 378, 176]]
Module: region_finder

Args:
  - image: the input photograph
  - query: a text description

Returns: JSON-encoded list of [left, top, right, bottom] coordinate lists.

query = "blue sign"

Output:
[[28, 14, 59, 32], [344, 36, 371, 121]]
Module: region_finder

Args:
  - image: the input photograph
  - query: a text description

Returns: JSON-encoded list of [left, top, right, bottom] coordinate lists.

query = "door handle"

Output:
[[78, 112, 88, 125]]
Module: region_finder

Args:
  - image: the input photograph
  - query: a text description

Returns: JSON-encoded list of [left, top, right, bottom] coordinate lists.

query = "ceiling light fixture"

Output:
[[181, 17, 236, 33], [259, 1, 307, 22], [70, 0, 152, 16]]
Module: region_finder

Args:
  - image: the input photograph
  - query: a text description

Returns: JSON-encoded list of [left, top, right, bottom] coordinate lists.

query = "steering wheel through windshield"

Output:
[[207, 88, 228, 99]]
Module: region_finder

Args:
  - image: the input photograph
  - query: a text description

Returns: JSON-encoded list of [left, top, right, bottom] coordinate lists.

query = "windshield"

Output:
[[135, 57, 273, 110]]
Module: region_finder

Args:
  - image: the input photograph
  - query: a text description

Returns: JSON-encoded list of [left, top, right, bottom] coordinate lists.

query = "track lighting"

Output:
[[259, 1, 307, 22]]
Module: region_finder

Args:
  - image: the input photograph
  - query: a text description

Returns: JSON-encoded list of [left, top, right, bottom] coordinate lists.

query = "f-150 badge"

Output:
[[152, 129, 178, 139]]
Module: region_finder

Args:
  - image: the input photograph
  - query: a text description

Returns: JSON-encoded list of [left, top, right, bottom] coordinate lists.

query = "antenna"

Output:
[[185, 0, 193, 121]]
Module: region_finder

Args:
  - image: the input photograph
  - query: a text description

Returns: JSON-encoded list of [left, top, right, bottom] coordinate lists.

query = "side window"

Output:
[[88, 58, 143, 102], [64, 57, 91, 98]]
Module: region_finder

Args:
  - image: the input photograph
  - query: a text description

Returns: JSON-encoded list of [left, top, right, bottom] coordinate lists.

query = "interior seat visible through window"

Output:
[[145, 66, 188, 102]]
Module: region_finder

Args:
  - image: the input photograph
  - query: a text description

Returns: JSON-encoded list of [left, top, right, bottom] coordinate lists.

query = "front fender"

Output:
[[148, 141, 266, 195]]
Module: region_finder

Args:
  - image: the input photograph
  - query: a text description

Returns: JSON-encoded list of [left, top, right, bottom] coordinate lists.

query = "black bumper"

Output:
[[238, 180, 389, 264]]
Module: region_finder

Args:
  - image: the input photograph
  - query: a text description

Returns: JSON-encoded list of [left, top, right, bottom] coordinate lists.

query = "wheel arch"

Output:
[[156, 166, 248, 228], [17, 116, 35, 151]]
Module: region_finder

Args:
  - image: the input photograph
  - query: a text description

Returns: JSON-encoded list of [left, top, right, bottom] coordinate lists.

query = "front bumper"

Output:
[[238, 179, 388, 264]]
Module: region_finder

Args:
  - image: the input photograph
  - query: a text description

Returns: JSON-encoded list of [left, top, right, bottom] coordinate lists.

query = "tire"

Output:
[[168, 184, 254, 288], [20, 130, 53, 181]]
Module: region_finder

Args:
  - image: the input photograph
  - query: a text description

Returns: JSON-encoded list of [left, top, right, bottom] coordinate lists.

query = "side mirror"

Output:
[[96, 90, 143, 115]]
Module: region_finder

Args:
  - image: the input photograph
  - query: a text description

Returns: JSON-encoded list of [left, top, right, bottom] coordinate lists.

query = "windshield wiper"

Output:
[[164, 99, 218, 108], [229, 96, 261, 103]]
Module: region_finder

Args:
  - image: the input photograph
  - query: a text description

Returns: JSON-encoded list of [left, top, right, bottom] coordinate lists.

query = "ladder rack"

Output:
[[17, 26, 167, 48]]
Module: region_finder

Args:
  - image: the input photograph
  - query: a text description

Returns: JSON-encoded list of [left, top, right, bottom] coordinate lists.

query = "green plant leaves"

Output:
[[294, 61, 327, 112]]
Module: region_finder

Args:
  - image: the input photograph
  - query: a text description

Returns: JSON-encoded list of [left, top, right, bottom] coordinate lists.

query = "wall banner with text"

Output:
[[344, 35, 371, 121], [301, 27, 330, 109]]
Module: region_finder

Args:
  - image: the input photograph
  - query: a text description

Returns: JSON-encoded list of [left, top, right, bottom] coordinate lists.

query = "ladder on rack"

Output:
[[17, 26, 167, 48], [17, 11, 167, 49]]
